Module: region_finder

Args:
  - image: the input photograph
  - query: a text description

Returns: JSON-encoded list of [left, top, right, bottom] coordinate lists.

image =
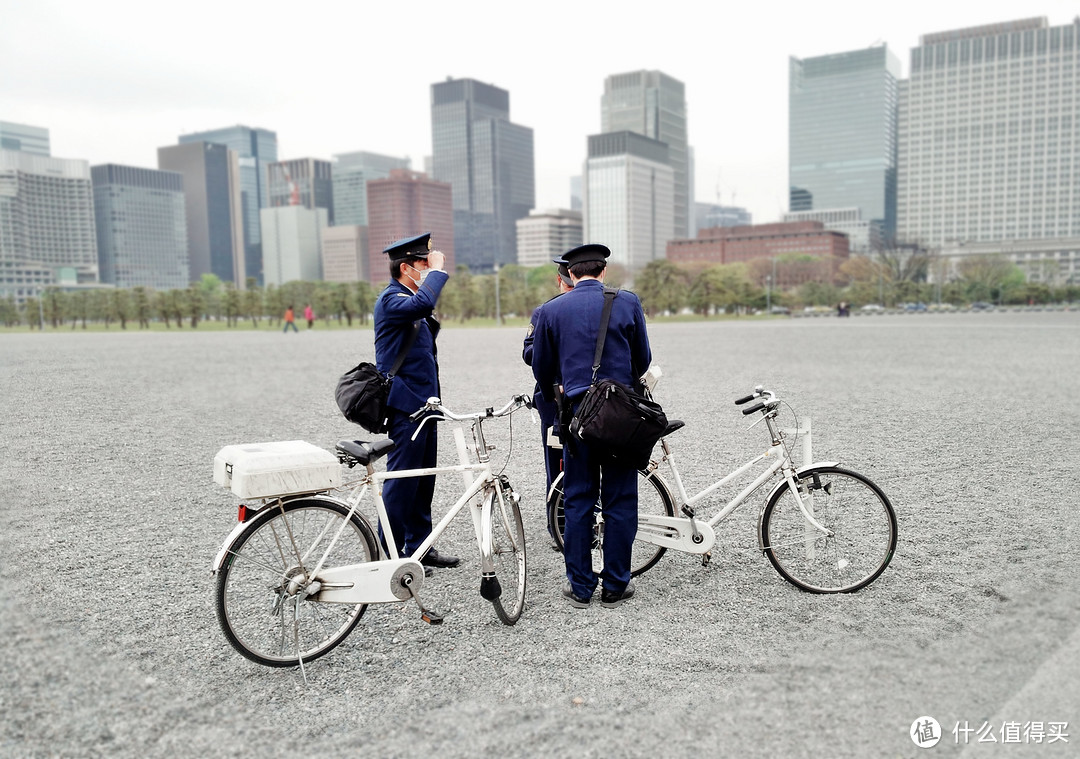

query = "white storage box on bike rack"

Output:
[[214, 441, 340, 499]]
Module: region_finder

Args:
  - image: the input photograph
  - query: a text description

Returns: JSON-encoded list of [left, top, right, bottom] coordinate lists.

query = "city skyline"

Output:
[[1, 1, 1062, 229]]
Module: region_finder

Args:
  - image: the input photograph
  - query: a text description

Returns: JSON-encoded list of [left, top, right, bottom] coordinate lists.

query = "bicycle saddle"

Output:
[[336, 439, 396, 465], [663, 419, 685, 436]]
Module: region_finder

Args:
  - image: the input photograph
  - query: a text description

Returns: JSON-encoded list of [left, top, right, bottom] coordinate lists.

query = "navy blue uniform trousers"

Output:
[[562, 434, 638, 599], [379, 408, 438, 557]]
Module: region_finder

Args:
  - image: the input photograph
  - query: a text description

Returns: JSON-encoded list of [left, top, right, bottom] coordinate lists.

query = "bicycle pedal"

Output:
[[420, 609, 444, 625]]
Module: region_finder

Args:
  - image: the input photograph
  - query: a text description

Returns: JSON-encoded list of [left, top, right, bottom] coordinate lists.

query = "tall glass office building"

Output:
[[583, 131, 675, 272], [179, 126, 276, 284], [898, 17, 1080, 248], [92, 164, 189, 289], [331, 151, 411, 227], [431, 77, 535, 272], [0, 121, 50, 156], [789, 46, 900, 246], [602, 70, 691, 238]]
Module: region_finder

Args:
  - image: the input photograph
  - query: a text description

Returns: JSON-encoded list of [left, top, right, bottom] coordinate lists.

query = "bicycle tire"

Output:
[[760, 466, 897, 593], [546, 469, 675, 577], [488, 486, 527, 625], [215, 497, 379, 667]]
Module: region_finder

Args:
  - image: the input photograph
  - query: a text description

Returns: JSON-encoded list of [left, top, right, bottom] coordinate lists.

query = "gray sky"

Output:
[[1, 0, 1072, 225]]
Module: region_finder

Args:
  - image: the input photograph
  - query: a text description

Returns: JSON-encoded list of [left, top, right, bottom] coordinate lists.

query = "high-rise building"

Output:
[[366, 169, 454, 287], [695, 202, 752, 233], [331, 151, 411, 227], [0, 150, 98, 303], [897, 17, 1080, 259], [260, 206, 328, 286], [430, 77, 535, 272], [601, 70, 692, 237], [321, 225, 369, 283], [583, 131, 675, 272], [268, 158, 334, 224], [91, 164, 189, 289], [179, 126, 276, 285], [789, 46, 900, 247], [0, 121, 50, 156], [516, 209, 583, 267], [157, 142, 245, 285]]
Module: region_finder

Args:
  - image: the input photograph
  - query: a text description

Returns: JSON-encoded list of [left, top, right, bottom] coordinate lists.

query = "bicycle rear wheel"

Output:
[[488, 485, 526, 625], [215, 497, 378, 667], [761, 466, 896, 593], [546, 469, 675, 577]]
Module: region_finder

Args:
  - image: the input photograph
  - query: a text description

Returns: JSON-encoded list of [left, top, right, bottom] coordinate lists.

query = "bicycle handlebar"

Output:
[[736, 385, 779, 415], [409, 394, 534, 438]]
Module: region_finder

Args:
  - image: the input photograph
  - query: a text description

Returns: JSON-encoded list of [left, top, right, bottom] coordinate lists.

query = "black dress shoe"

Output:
[[420, 548, 461, 568], [600, 581, 635, 608], [562, 582, 591, 608]]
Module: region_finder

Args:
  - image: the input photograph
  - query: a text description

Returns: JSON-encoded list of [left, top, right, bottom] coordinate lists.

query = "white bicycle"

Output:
[[547, 385, 897, 593], [213, 394, 533, 669]]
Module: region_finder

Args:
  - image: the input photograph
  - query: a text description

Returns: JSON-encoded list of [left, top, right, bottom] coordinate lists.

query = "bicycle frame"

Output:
[[637, 413, 833, 555]]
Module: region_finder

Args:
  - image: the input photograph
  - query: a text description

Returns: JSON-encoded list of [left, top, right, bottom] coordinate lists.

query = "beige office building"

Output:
[[321, 225, 369, 282]]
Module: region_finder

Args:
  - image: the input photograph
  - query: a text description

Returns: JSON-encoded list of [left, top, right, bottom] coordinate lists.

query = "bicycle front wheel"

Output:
[[488, 486, 526, 625], [215, 497, 378, 667], [547, 469, 675, 577], [761, 466, 896, 593]]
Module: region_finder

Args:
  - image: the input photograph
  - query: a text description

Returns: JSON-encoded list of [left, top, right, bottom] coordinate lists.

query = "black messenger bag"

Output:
[[335, 322, 419, 434], [568, 289, 667, 470]]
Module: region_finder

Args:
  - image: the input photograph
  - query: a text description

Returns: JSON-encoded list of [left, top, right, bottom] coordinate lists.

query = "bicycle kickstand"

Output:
[[401, 573, 444, 625]]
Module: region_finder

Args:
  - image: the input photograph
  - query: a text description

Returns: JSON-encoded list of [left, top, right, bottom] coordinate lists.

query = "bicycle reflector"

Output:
[[238, 504, 251, 522]]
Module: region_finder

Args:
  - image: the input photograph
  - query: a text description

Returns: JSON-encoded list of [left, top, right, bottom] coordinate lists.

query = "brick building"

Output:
[[666, 220, 850, 287], [365, 170, 454, 287]]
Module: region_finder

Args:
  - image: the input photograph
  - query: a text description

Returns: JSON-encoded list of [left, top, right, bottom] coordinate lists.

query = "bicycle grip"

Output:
[[409, 406, 427, 421], [734, 393, 756, 405], [742, 402, 765, 415]]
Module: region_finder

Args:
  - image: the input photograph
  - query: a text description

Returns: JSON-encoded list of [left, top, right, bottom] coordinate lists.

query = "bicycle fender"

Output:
[[636, 514, 716, 554], [211, 495, 352, 573], [760, 461, 841, 513]]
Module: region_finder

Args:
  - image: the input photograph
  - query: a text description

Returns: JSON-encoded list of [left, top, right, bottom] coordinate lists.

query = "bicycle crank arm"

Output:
[[313, 558, 426, 604], [636, 515, 716, 554]]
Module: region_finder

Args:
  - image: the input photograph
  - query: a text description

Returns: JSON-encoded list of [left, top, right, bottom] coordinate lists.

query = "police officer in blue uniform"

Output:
[[530, 243, 652, 607], [522, 257, 574, 530], [374, 232, 460, 569]]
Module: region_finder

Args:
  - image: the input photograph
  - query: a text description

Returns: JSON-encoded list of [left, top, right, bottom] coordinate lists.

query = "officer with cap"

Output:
[[373, 232, 460, 569], [530, 243, 653, 607], [522, 256, 574, 542]]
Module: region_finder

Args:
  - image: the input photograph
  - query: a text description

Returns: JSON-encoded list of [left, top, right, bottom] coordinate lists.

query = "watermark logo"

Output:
[[911, 716, 942, 748]]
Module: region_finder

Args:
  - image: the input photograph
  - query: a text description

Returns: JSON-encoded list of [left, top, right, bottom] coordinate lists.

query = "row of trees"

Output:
[[3, 254, 1076, 329]]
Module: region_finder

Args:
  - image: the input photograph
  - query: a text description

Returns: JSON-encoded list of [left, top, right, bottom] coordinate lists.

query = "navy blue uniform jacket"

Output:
[[373, 270, 449, 414], [531, 279, 651, 403]]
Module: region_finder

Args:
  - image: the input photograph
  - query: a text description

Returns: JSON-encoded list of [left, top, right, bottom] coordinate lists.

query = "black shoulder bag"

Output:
[[335, 322, 420, 434], [568, 289, 667, 470]]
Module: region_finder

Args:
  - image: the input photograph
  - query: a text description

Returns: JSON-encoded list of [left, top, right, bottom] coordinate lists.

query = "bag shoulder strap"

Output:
[[590, 288, 619, 384], [387, 322, 420, 379]]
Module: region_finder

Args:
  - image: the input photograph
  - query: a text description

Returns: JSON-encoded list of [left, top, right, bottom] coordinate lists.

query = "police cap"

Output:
[[383, 233, 433, 261], [551, 254, 572, 280], [561, 243, 610, 267]]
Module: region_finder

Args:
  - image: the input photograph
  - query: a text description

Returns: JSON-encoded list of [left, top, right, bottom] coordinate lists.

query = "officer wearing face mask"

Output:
[[373, 232, 459, 570]]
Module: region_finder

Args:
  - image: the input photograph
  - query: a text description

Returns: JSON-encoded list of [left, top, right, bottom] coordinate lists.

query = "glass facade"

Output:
[[789, 46, 900, 245], [602, 71, 691, 237], [91, 164, 189, 289], [0, 121, 50, 156], [431, 78, 535, 272], [179, 126, 277, 283], [584, 132, 675, 271], [897, 17, 1080, 248], [331, 151, 411, 227]]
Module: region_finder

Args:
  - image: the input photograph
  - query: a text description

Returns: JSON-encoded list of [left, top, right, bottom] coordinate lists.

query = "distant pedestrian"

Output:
[[283, 305, 298, 333], [304, 303, 315, 329]]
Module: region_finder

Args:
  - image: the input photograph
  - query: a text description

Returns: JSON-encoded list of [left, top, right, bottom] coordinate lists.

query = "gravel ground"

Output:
[[2, 312, 1078, 758]]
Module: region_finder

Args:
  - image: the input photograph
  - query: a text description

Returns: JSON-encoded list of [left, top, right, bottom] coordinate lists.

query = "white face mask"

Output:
[[405, 264, 429, 287]]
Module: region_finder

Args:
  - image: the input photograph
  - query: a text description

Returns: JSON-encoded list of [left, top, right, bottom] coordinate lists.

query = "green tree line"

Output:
[[3, 254, 1076, 330]]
